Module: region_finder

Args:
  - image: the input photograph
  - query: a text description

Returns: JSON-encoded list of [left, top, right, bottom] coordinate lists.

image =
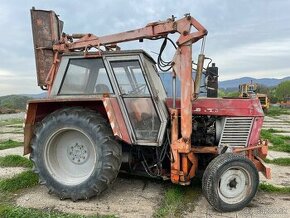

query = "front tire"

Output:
[[30, 107, 122, 201], [202, 153, 259, 212]]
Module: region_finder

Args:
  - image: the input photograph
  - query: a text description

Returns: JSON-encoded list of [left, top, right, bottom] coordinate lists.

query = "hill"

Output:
[[23, 92, 47, 99], [0, 95, 32, 113], [159, 73, 290, 94], [219, 76, 290, 89]]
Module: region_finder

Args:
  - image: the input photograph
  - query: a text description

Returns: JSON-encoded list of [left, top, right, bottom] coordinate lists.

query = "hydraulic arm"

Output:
[[36, 11, 208, 184]]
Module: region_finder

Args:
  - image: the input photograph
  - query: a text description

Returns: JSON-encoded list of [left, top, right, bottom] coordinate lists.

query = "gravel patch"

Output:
[[0, 133, 23, 142], [260, 164, 290, 187], [276, 132, 290, 136], [267, 150, 290, 160], [0, 147, 26, 157], [0, 126, 23, 134], [0, 112, 25, 121], [186, 192, 290, 218], [276, 115, 290, 122], [17, 177, 163, 217], [0, 167, 27, 179]]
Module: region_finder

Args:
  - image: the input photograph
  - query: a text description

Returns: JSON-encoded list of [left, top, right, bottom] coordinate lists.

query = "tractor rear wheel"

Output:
[[30, 107, 122, 201], [202, 153, 259, 212]]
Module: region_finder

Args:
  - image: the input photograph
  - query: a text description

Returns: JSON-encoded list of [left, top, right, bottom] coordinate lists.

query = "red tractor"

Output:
[[24, 8, 270, 212]]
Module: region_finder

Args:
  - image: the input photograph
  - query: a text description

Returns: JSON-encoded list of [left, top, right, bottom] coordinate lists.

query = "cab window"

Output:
[[59, 58, 113, 95]]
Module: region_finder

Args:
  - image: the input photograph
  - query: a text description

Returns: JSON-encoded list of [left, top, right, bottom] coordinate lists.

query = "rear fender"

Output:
[[23, 97, 131, 155]]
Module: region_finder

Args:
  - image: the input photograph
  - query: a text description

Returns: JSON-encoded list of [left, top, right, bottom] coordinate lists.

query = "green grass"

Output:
[[0, 131, 24, 134], [261, 129, 290, 152], [265, 128, 284, 133], [154, 180, 201, 218], [259, 183, 290, 193], [266, 106, 290, 117], [264, 157, 290, 166], [0, 170, 38, 193], [0, 155, 32, 168], [0, 203, 115, 218], [0, 118, 23, 127], [0, 140, 22, 150]]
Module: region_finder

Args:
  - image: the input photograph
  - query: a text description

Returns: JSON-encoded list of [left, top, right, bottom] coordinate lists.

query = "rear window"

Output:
[[59, 58, 113, 95]]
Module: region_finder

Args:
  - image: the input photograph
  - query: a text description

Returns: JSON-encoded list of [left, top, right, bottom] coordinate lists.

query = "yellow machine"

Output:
[[239, 83, 270, 112]]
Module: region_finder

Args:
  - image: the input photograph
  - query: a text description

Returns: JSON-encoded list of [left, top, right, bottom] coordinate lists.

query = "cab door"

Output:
[[105, 55, 164, 145]]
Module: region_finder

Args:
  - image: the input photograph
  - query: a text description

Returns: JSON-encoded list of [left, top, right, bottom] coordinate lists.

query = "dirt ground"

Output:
[[1, 113, 290, 217], [16, 178, 164, 218]]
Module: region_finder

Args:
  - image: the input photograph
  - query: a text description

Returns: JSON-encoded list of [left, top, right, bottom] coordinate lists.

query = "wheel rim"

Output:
[[218, 166, 251, 204], [44, 128, 97, 185]]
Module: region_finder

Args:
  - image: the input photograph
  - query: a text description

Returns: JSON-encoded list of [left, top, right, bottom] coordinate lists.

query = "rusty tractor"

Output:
[[24, 8, 270, 212]]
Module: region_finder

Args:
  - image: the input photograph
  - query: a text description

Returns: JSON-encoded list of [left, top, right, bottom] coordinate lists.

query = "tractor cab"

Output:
[[50, 51, 169, 146]]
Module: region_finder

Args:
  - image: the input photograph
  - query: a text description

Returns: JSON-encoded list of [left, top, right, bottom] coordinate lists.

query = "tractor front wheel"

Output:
[[30, 107, 122, 201], [202, 153, 259, 212]]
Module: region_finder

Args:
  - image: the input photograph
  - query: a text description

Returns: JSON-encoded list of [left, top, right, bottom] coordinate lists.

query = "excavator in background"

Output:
[[239, 82, 270, 112], [24, 8, 270, 212]]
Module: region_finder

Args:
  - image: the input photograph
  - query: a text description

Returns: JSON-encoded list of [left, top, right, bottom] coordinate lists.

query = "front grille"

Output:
[[218, 117, 253, 147]]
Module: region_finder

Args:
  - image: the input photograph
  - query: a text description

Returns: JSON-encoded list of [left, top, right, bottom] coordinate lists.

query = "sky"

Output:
[[0, 0, 290, 96]]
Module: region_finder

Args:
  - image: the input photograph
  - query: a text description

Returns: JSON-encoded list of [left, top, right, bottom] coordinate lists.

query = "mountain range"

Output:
[[159, 73, 290, 96], [4, 75, 290, 99], [219, 76, 290, 89]]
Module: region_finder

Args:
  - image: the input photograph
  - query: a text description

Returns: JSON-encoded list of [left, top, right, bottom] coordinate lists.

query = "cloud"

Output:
[[0, 0, 290, 96], [211, 36, 290, 81]]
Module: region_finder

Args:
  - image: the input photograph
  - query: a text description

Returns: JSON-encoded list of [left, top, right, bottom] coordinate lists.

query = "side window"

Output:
[[110, 60, 150, 96], [59, 58, 113, 95]]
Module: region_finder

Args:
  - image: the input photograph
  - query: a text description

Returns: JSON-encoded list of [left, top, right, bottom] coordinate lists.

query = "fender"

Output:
[[23, 97, 131, 155]]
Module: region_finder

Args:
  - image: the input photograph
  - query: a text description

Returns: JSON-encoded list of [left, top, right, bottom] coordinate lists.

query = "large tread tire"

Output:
[[202, 153, 259, 212], [30, 107, 122, 201]]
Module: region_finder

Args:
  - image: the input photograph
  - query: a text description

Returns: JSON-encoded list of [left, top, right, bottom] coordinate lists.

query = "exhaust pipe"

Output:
[[194, 37, 206, 98], [194, 54, 205, 97]]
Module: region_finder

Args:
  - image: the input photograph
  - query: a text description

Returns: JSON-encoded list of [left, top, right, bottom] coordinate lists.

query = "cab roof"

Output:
[[62, 49, 156, 64]]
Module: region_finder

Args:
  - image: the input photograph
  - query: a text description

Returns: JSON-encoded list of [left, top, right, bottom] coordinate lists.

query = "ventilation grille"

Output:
[[219, 117, 253, 147]]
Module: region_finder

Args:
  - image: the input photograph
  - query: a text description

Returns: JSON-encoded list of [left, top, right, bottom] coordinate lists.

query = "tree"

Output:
[[275, 80, 290, 101], [256, 84, 270, 96]]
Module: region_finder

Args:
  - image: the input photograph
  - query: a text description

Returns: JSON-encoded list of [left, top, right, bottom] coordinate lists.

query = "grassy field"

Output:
[[1, 107, 290, 217], [0, 140, 22, 150], [0, 204, 115, 218], [0, 151, 117, 218], [266, 106, 290, 117], [0, 118, 23, 127], [265, 157, 290, 166], [261, 129, 290, 152], [259, 182, 290, 193], [0, 155, 33, 168]]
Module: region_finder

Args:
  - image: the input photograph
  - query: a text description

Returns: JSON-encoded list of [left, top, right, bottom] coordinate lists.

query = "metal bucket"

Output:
[[30, 8, 63, 88]]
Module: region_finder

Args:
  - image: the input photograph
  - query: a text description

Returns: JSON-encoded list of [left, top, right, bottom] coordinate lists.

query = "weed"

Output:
[[0, 119, 23, 127], [259, 183, 290, 193], [266, 128, 283, 133], [154, 179, 201, 218], [0, 140, 22, 150], [261, 129, 290, 152], [0, 155, 32, 168], [266, 107, 290, 117], [0, 170, 38, 193], [0, 203, 115, 218], [264, 158, 290, 166]]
